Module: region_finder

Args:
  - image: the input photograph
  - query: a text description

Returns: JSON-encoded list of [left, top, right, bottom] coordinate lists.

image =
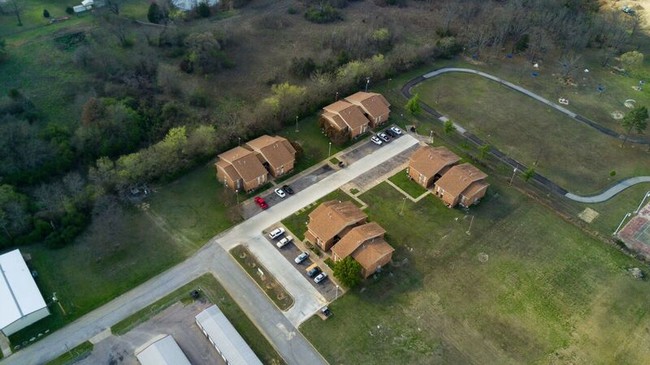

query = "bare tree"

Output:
[[7, 0, 22, 26], [558, 53, 582, 80]]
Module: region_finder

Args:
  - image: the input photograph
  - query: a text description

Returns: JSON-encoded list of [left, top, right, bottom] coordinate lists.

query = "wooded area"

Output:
[[0, 0, 642, 249]]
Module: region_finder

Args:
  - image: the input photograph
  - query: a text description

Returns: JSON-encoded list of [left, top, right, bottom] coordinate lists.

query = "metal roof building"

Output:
[[0, 249, 50, 336], [195, 305, 263, 365], [135, 334, 192, 365]]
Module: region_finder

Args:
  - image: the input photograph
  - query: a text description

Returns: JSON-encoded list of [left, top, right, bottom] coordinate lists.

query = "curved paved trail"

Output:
[[402, 67, 650, 203]]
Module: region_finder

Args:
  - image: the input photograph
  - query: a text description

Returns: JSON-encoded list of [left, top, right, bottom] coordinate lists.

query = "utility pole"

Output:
[[509, 168, 518, 186], [466, 215, 474, 235], [399, 197, 407, 216]]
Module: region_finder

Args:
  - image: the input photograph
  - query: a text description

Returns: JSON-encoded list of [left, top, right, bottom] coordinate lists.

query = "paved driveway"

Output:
[[1, 134, 419, 365]]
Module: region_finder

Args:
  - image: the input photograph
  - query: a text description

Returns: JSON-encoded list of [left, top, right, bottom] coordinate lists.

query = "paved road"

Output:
[[566, 176, 650, 203], [402, 67, 650, 203], [1, 134, 419, 365]]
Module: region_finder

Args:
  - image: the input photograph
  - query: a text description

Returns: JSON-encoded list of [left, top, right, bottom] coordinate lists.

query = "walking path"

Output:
[[0, 135, 419, 365], [402, 67, 650, 203]]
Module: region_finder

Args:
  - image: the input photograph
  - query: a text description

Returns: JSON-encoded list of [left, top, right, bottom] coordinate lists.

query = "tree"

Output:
[[196, 1, 210, 17], [332, 257, 363, 288], [621, 106, 648, 147], [43, 9, 50, 18], [0, 184, 31, 245], [478, 144, 491, 160], [0, 39, 7, 64], [405, 93, 421, 115], [147, 2, 163, 24], [7, 0, 22, 26], [620, 51, 644, 73], [443, 120, 456, 135], [522, 167, 535, 182]]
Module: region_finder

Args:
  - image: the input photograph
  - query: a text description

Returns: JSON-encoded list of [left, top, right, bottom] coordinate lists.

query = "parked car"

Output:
[[314, 272, 328, 283], [306, 264, 321, 278], [390, 126, 403, 135], [254, 196, 268, 209], [294, 251, 309, 264], [378, 132, 391, 143], [274, 188, 286, 198], [268, 227, 285, 239], [371, 136, 383, 146], [282, 185, 295, 194], [276, 235, 293, 248], [385, 128, 397, 138], [321, 306, 332, 317]]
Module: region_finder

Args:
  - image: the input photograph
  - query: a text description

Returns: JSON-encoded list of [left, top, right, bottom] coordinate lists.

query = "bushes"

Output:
[[304, 5, 342, 24]]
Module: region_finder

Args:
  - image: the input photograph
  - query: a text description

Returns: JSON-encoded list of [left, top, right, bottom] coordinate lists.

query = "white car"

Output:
[[314, 272, 328, 284], [268, 227, 285, 239], [371, 136, 383, 145], [294, 251, 309, 264], [378, 132, 390, 143], [274, 188, 286, 198], [276, 235, 293, 248], [390, 126, 403, 135]]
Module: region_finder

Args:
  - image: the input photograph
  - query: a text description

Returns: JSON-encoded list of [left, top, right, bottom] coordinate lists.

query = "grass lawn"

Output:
[[148, 162, 241, 247], [231, 245, 294, 311], [10, 205, 187, 347], [301, 181, 650, 364], [46, 341, 93, 365], [281, 189, 357, 240], [413, 72, 650, 195], [388, 169, 428, 199], [111, 273, 284, 364], [584, 183, 650, 236]]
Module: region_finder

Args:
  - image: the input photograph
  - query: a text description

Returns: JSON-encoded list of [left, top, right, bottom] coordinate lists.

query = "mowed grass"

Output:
[[10, 206, 187, 346], [388, 169, 428, 199], [413, 73, 650, 195], [301, 181, 650, 364], [148, 162, 241, 246]]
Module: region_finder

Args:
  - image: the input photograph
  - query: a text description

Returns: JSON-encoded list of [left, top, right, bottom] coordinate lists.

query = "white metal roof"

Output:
[[171, 0, 218, 11], [135, 334, 192, 365], [0, 249, 48, 331], [195, 305, 263, 365]]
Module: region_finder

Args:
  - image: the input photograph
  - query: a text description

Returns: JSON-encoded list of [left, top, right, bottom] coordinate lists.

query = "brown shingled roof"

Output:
[[331, 222, 386, 259], [216, 160, 240, 182], [307, 201, 367, 244], [435, 163, 488, 197], [351, 239, 394, 272], [322, 101, 369, 132], [345, 92, 390, 119], [246, 135, 296, 171], [218, 146, 267, 182], [409, 146, 460, 180]]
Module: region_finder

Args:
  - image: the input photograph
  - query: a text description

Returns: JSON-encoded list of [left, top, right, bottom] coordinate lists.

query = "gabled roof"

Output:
[[218, 146, 267, 182], [0, 249, 48, 332], [246, 135, 295, 170], [308, 200, 367, 244], [322, 100, 369, 132], [351, 238, 395, 271], [331, 222, 386, 259], [345, 92, 391, 119], [196, 305, 263, 365], [135, 334, 191, 365], [435, 163, 488, 197], [409, 146, 461, 179], [322, 111, 347, 130]]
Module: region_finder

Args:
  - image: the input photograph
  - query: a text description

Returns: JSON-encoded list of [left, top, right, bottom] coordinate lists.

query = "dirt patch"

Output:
[[578, 207, 600, 223]]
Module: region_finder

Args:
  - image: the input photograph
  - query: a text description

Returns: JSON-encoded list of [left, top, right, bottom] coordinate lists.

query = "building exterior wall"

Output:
[[215, 165, 241, 191], [242, 174, 267, 192], [434, 186, 460, 207], [368, 111, 390, 128], [349, 124, 368, 139], [269, 160, 294, 178], [2, 307, 50, 336], [459, 185, 488, 208], [360, 252, 393, 278], [408, 168, 432, 189]]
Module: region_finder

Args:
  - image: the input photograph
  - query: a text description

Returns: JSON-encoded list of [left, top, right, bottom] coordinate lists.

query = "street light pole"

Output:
[[238, 137, 241, 146], [634, 191, 650, 213], [328, 142, 332, 158], [466, 215, 474, 235], [613, 212, 632, 236], [365, 77, 370, 92], [335, 285, 339, 300], [399, 197, 407, 216], [429, 130, 434, 144], [509, 168, 518, 186], [295, 115, 299, 132]]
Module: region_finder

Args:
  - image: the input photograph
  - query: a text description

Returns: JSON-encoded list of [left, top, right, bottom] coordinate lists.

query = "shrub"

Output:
[[66, 6, 74, 15], [289, 57, 316, 78], [196, 1, 211, 17], [43, 9, 50, 18], [304, 5, 342, 24]]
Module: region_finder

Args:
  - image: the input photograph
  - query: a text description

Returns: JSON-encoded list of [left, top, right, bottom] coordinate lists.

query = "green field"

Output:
[[301, 181, 650, 364], [10, 205, 187, 346], [388, 169, 429, 199], [412, 72, 650, 195]]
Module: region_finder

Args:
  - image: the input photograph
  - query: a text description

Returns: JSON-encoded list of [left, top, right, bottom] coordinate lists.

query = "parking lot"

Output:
[[263, 227, 342, 302], [78, 301, 224, 365]]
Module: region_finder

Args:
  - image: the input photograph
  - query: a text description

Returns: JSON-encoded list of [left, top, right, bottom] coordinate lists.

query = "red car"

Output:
[[254, 196, 268, 209]]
